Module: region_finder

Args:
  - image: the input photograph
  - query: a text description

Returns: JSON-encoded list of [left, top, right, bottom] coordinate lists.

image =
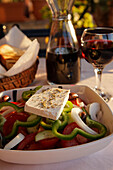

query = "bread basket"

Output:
[[0, 58, 39, 92]]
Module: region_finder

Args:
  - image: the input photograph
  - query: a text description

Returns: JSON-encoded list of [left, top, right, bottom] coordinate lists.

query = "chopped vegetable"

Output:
[[22, 86, 42, 101], [71, 107, 97, 134], [27, 115, 40, 133], [69, 93, 78, 100], [17, 132, 37, 150], [40, 120, 53, 130], [1, 108, 15, 117], [4, 133, 25, 150], [5, 116, 41, 140], [57, 111, 69, 131], [0, 102, 24, 112], [35, 130, 55, 142], [61, 122, 88, 148], [0, 95, 10, 103], [40, 111, 68, 130], [88, 102, 102, 121], [52, 108, 107, 140], [0, 115, 6, 128], [27, 137, 59, 150], [63, 101, 73, 112], [0, 89, 108, 151], [70, 97, 85, 107], [3, 112, 29, 136]]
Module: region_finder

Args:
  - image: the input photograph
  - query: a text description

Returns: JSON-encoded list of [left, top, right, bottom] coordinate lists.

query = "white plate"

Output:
[[0, 85, 113, 164]]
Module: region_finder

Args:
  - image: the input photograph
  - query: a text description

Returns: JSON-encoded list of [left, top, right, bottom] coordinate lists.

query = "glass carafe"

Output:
[[46, 0, 81, 84]]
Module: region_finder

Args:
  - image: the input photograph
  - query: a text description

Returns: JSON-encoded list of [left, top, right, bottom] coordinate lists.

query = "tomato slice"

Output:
[[4, 111, 16, 119], [76, 133, 88, 144], [70, 98, 85, 107], [10, 102, 21, 105], [17, 132, 36, 150], [18, 127, 28, 137], [69, 98, 77, 105], [39, 137, 59, 149], [71, 98, 82, 106], [61, 122, 79, 148], [3, 112, 29, 136], [26, 137, 59, 150], [61, 122, 88, 148], [17, 130, 59, 150], [24, 141, 43, 150], [10, 102, 25, 107], [5, 112, 29, 120]]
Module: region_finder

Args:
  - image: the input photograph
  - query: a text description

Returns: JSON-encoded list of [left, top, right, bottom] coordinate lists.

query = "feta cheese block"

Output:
[[24, 87, 70, 120]]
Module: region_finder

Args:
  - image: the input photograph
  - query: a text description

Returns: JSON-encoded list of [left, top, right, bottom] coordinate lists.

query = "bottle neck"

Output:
[[46, 0, 75, 20], [52, 13, 72, 21]]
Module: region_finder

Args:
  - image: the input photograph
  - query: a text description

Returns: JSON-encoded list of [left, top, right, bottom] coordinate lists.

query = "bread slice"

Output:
[[0, 44, 24, 70], [24, 87, 70, 120]]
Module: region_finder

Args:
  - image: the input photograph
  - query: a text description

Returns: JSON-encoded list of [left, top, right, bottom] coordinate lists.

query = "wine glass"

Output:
[[81, 27, 113, 102]]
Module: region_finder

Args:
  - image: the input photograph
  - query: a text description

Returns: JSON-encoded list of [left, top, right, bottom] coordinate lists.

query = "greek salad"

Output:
[[0, 86, 107, 150]]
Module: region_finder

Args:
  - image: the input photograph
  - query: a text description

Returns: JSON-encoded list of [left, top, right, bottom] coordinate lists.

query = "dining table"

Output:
[[0, 57, 113, 170]]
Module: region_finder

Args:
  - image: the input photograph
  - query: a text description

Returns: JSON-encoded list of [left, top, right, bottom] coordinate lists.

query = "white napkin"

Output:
[[0, 26, 40, 77], [0, 26, 32, 49]]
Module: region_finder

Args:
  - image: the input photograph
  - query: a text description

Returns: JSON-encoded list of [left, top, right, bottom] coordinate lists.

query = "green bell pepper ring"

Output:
[[52, 108, 107, 140], [40, 112, 68, 130], [82, 107, 107, 135], [34, 86, 42, 92], [40, 120, 53, 130], [46, 118, 55, 124], [63, 101, 73, 112], [0, 102, 24, 112], [22, 91, 35, 101], [40, 117, 55, 130], [5, 116, 42, 140], [58, 112, 69, 130], [22, 86, 42, 101]]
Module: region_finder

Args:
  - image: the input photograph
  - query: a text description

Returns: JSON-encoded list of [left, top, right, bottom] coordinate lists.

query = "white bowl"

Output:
[[0, 85, 113, 164]]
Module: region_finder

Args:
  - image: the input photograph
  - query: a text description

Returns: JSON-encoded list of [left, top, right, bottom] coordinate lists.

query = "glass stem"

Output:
[[94, 67, 103, 91]]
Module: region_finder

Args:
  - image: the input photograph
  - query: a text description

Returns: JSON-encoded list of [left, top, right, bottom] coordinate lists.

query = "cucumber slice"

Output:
[[35, 130, 55, 142], [27, 115, 39, 133], [27, 114, 38, 121], [0, 115, 6, 127]]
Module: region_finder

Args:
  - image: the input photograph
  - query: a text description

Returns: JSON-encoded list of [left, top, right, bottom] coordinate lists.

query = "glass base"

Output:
[[47, 80, 56, 85], [94, 87, 112, 102]]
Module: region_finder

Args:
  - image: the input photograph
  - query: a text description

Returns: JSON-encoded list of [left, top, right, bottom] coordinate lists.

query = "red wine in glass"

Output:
[[81, 27, 113, 101], [82, 39, 113, 68]]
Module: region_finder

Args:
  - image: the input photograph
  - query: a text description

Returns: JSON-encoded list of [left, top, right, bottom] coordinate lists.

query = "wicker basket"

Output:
[[0, 59, 39, 92]]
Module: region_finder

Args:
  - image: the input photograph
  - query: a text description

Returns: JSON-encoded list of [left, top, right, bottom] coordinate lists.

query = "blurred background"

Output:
[[0, 0, 113, 28], [0, 0, 113, 56]]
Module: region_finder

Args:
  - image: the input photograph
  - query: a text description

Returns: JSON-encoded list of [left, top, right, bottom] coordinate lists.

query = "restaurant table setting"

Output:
[[0, 57, 113, 170], [0, 4, 113, 168]]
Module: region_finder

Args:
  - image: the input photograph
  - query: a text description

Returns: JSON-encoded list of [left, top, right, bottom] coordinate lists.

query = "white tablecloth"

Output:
[[0, 58, 113, 170]]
